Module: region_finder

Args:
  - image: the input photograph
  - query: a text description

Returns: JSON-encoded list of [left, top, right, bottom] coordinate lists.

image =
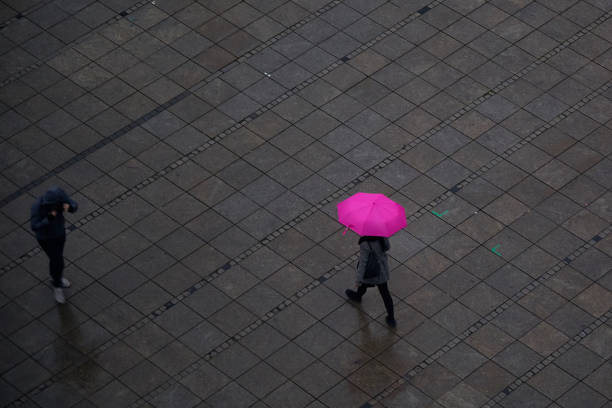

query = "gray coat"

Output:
[[356, 237, 390, 285]]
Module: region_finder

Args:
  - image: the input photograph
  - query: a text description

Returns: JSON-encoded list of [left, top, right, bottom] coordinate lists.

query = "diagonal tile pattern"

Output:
[[0, 0, 611, 407]]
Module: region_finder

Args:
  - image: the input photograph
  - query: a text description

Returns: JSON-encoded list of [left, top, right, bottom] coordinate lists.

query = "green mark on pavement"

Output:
[[432, 210, 448, 217], [491, 245, 501, 256]]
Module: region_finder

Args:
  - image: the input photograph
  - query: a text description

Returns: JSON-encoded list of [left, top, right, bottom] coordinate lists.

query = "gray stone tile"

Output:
[[124, 281, 172, 316], [238, 361, 286, 399], [476, 94, 519, 123], [563, 210, 607, 241], [446, 46, 488, 74], [453, 141, 497, 172], [464, 360, 515, 398], [150, 383, 201, 408], [502, 384, 551, 408], [585, 158, 612, 190], [180, 361, 230, 400], [345, 108, 389, 137], [88, 379, 139, 408], [470, 60, 512, 89], [434, 301, 480, 335], [538, 227, 584, 260], [527, 363, 577, 401], [427, 158, 471, 189], [423, 91, 464, 120], [525, 94, 570, 123], [582, 324, 612, 360], [478, 125, 520, 155], [521, 321, 569, 356], [120, 360, 169, 396], [296, 109, 340, 138], [547, 302, 593, 337], [406, 284, 453, 318], [406, 213, 452, 247], [557, 382, 607, 408], [536, 193, 582, 224]]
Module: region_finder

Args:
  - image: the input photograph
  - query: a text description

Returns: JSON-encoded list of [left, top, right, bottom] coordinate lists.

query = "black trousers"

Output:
[[357, 282, 394, 318], [38, 236, 66, 288]]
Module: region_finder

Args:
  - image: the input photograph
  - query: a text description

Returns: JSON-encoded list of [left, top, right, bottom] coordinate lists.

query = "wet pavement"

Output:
[[0, 0, 611, 407]]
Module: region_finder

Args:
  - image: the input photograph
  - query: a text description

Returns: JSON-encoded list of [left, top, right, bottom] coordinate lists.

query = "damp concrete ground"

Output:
[[0, 0, 611, 407]]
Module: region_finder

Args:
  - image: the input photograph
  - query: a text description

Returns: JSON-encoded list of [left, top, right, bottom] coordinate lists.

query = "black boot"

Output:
[[385, 315, 397, 328], [345, 289, 361, 303]]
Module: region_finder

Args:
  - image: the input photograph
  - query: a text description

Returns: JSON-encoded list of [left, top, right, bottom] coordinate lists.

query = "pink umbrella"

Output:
[[337, 192, 407, 237]]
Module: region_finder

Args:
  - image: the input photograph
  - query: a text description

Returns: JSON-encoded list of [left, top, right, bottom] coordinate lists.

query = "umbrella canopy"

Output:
[[337, 192, 406, 237]]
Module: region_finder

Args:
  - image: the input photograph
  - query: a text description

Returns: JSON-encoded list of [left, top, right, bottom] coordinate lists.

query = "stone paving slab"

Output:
[[0, 0, 611, 407]]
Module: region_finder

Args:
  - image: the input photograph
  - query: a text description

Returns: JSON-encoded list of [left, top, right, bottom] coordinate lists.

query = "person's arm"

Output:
[[382, 237, 390, 252], [356, 241, 370, 284], [30, 204, 50, 231], [58, 189, 78, 213]]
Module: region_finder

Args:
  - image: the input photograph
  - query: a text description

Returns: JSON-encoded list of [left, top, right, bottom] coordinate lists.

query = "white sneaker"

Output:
[[54, 288, 66, 304]]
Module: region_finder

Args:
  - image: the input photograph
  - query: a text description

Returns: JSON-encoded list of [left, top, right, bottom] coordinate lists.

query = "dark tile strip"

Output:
[[2, 13, 608, 406], [2, 5, 610, 289], [402, 80, 612, 226], [31, 5, 607, 404], [0, 0, 346, 206], [11, 86, 609, 404], [481, 309, 611, 408], [118, 67, 612, 402], [0, 90, 191, 208], [367, 224, 612, 406], [1, 0, 455, 271], [4, 1, 466, 404], [0, 1, 47, 29], [135, 224, 612, 407]]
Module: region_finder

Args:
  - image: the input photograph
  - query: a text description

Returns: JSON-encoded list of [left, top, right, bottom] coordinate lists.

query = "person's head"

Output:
[[41, 188, 63, 213]]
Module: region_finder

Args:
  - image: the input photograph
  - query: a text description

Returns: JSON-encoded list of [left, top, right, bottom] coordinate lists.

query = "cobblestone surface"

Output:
[[0, 0, 611, 407]]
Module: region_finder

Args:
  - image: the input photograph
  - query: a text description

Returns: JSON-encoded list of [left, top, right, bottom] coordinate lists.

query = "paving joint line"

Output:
[[2, 2, 612, 294], [0, 0, 51, 29], [0, 0, 454, 270], [10, 110, 611, 405], [5, 3, 610, 407], [0, 0, 151, 88], [365, 224, 612, 406], [7, 135, 409, 403], [406, 80, 611, 225], [130, 223, 612, 407], [481, 309, 611, 408], [0, 0, 351, 89], [63, 98, 612, 404], [2, 4, 610, 282], [129, 254, 364, 407], [0, 0, 352, 205], [4, 7, 610, 393], [0, 90, 191, 208]]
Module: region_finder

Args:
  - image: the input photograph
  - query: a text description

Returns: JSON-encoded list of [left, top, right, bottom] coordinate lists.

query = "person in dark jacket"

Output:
[[30, 187, 78, 304], [346, 236, 396, 327]]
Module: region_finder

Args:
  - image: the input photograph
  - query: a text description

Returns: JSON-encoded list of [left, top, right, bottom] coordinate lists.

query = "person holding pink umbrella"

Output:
[[337, 193, 407, 328]]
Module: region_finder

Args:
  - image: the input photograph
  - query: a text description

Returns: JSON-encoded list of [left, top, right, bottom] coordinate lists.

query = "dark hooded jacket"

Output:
[[30, 187, 78, 240]]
